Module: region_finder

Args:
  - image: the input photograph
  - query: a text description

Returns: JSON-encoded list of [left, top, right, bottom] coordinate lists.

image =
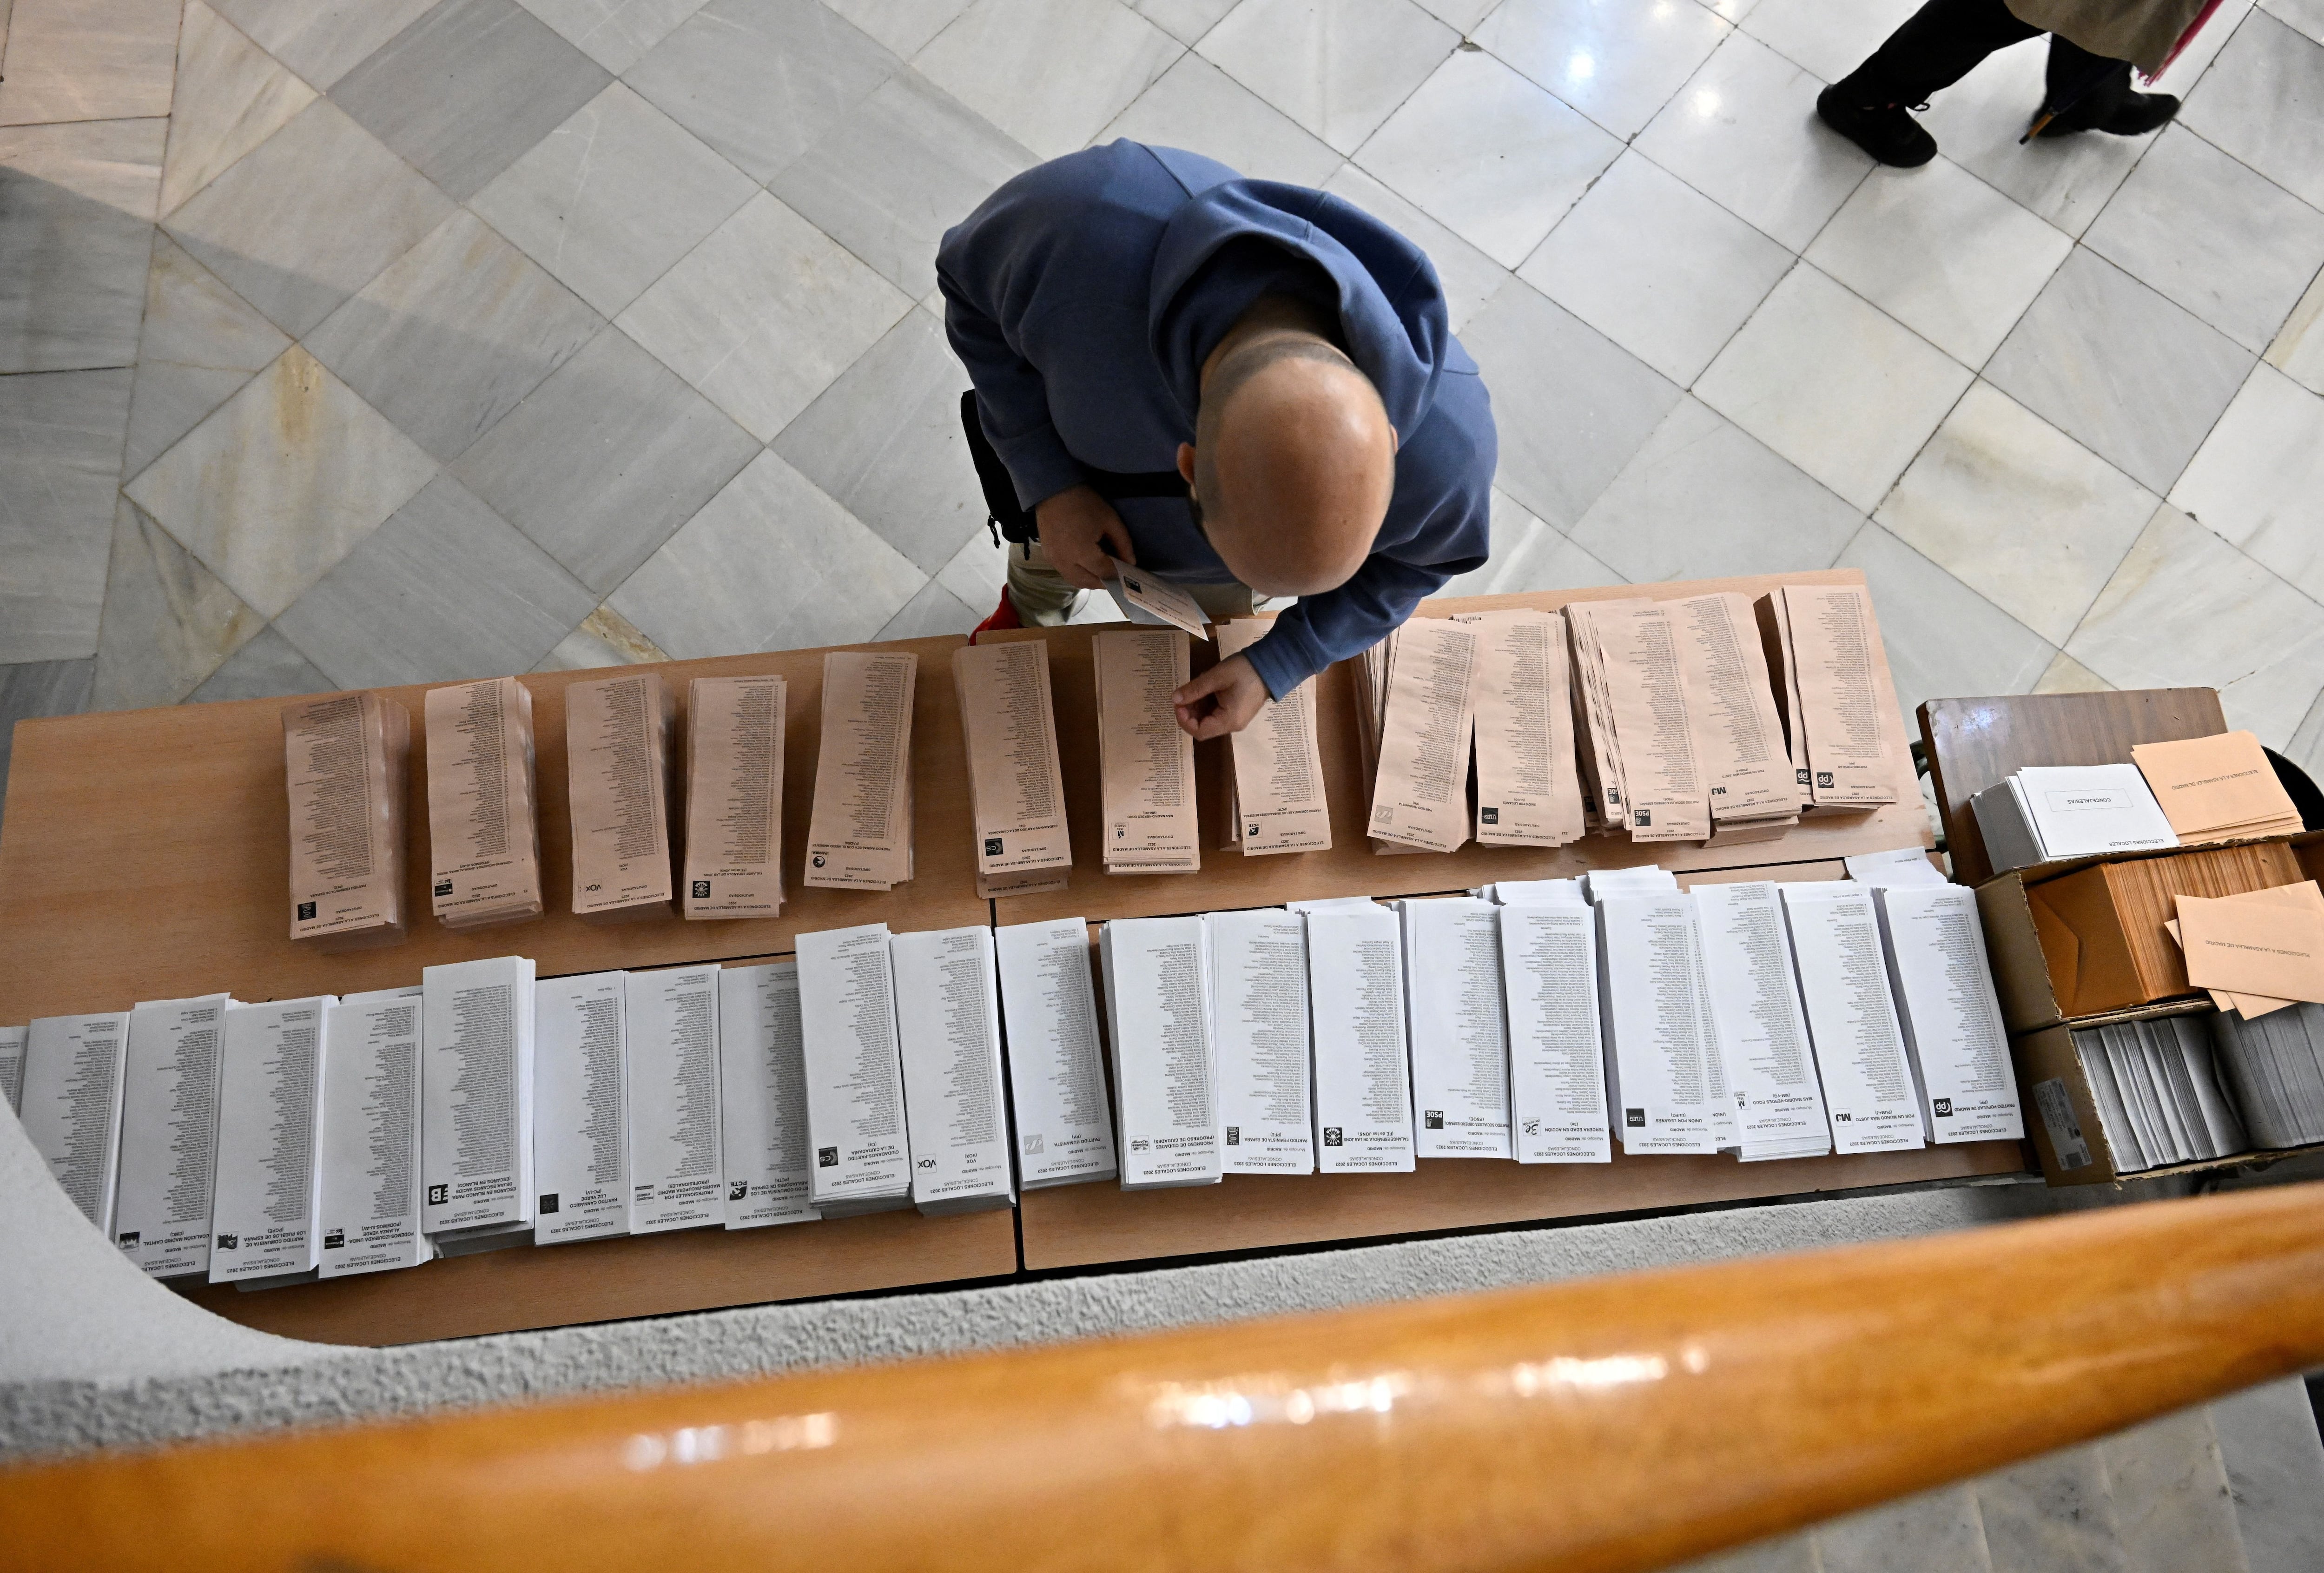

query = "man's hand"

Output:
[[1035, 486, 1134, 590], [1174, 653, 1269, 740]]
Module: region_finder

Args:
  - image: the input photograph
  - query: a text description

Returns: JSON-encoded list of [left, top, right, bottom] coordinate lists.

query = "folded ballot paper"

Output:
[[2073, 1013, 2255, 1171], [1204, 907, 1316, 1174], [1095, 630, 1202, 875], [2207, 1003, 2324, 1151], [994, 918, 1117, 1188], [797, 924, 912, 1215], [2133, 731, 2304, 845], [1302, 902, 1417, 1172], [954, 640, 1073, 898], [1106, 559, 1211, 640], [891, 926, 1016, 1215], [804, 652, 917, 892], [1099, 915, 1221, 1188], [1216, 621, 1331, 856]]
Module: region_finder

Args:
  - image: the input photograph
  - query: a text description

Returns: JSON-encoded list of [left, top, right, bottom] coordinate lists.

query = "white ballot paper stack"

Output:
[[1215, 621, 1331, 856], [533, 971, 631, 1245], [994, 918, 1118, 1188], [20, 1011, 130, 1231], [0, 1023, 26, 1114], [1364, 618, 1479, 853], [1845, 846, 1948, 887], [626, 966, 724, 1234], [1095, 629, 1202, 874], [1397, 898, 1513, 1158], [797, 923, 913, 1216], [1099, 915, 1221, 1188], [1303, 904, 1417, 1172], [1496, 892, 1612, 1162], [211, 997, 336, 1285], [804, 651, 917, 891], [891, 926, 1016, 1214], [718, 962, 819, 1229], [318, 986, 429, 1278], [1778, 885, 1924, 1152], [1875, 884, 2025, 1143], [954, 640, 1073, 898], [1595, 885, 1729, 1155], [1455, 609, 1586, 848], [421, 956, 538, 1246], [1203, 907, 1315, 1174], [114, 993, 232, 1277], [1690, 882, 1832, 1162]]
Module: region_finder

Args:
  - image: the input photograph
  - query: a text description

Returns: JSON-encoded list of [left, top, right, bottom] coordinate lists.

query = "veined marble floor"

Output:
[[3, 0, 2324, 821]]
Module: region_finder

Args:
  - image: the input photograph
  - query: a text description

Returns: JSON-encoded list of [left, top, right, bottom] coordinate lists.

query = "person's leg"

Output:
[[1819, 0, 2040, 165], [1003, 541, 1084, 627], [2038, 33, 2179, 136]]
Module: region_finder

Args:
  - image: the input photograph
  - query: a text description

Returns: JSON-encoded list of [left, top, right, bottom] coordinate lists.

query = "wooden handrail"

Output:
[[7, 1183, 2323, 1572]]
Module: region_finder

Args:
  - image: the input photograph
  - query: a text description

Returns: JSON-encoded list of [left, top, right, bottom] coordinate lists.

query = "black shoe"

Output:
[[2038, 91, 2180, 138], [1817, 83, 1938, 167]]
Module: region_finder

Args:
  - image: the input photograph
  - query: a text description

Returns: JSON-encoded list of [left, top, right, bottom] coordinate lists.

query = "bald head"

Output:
[[1182, 334, 1396, 599]]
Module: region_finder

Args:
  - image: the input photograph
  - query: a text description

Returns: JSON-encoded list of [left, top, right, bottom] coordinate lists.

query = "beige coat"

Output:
[[2003, 0, 2211, 74]]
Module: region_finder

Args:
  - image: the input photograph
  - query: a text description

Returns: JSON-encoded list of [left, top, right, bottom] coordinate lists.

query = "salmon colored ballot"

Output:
[[682, 675, 786, 920], [803, 651, 917, 892]]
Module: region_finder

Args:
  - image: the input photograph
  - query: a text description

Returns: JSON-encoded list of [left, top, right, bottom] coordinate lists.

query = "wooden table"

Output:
[[1917, 688, 2226, 886]]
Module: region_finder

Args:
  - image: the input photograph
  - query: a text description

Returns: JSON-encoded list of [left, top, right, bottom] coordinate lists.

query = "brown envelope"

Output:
[[682, 674, 786, 919], [2175, 885, 2324, 1003], [2132, 731, 2301, 840], [804, 650, 918, 891]]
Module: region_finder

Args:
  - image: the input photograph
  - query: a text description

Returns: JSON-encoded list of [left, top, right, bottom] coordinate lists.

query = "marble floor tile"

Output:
[[2168, 363, 2324, 604], [158, 2, 318, 217], [2144, 0, 2255, 93], [2034, 650, 2114, 694], [2066, 504, 2324, 747], [2292, 687, 2324, 780], [1519, 148, 1792, 384], [1837, 522, 2056, 717], [275, 473, 597, 686], [515, 0, 708, 71], [1665, 1533, 1817, 1573], [618, 192, 915, 441], [186, 623, 334, 703], [627, 0, 901, 181], [124, 345, 438, 617], [122, 231, 290, 477], [330, 0, 609, 200], [1916, 38, 2144, 239], [1354, 48, 1623, 268], [533, 603, 671, 670], [0, 0, 180, 125], [1438, 488, 1627, 595], [608, 450, 928, 656], [305, 209, 603, 463], [1322, 163, 1510, 334], [2100, 1406, 2251, 1573], [2266, 0, 2324, 43], [1696, 262, 1972, 511], [1983, 248, 2253, 494], [92, 497, 264, 710], [207, 0, 442, 89], [1098, 50, 1342, 188], [1738, 0, 1921, 85], [1473, 0, 1731, 142], [2267, 266, 2324, 395], [1131, 0, 1233, 40], [1459, 275, 1682, 529], [1634, 31, 1871, 251], [2083, 126, 2324, 355], [162, 99, 454, 337], [1196, 0, 1456, 155], [875, 578, 981, 639], [0, 368, 133, 663], [1805, 157, 2071, 369], [0, 658, 96, 832], [0, 118, 165, 374], [771, 308, 990, 575], [934, 526, 1010, 612], [1874, 381, 2154, 643], [915, 0, 1179, 160], [1571, 393, 1863, 581], [2209, 1380, 2324, 1573], [470, 82, 755, 319], [449, 324, 758, 593], [825, 0, 971, 56], [2182, 11, 2324, 211], [771, 68, 1035, 300], [1815, 1483, 1993, 1573]]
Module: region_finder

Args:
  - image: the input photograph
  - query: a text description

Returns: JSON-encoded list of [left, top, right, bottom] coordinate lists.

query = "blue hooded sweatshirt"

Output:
[[935, 140, 1496, 700]]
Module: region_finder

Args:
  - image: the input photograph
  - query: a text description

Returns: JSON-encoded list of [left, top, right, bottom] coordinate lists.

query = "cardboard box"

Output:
[[1977, 839, 2304, 1031]]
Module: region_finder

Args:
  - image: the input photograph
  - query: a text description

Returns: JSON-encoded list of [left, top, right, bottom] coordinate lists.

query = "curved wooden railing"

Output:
[[7, 1182, 2323, 1572]]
